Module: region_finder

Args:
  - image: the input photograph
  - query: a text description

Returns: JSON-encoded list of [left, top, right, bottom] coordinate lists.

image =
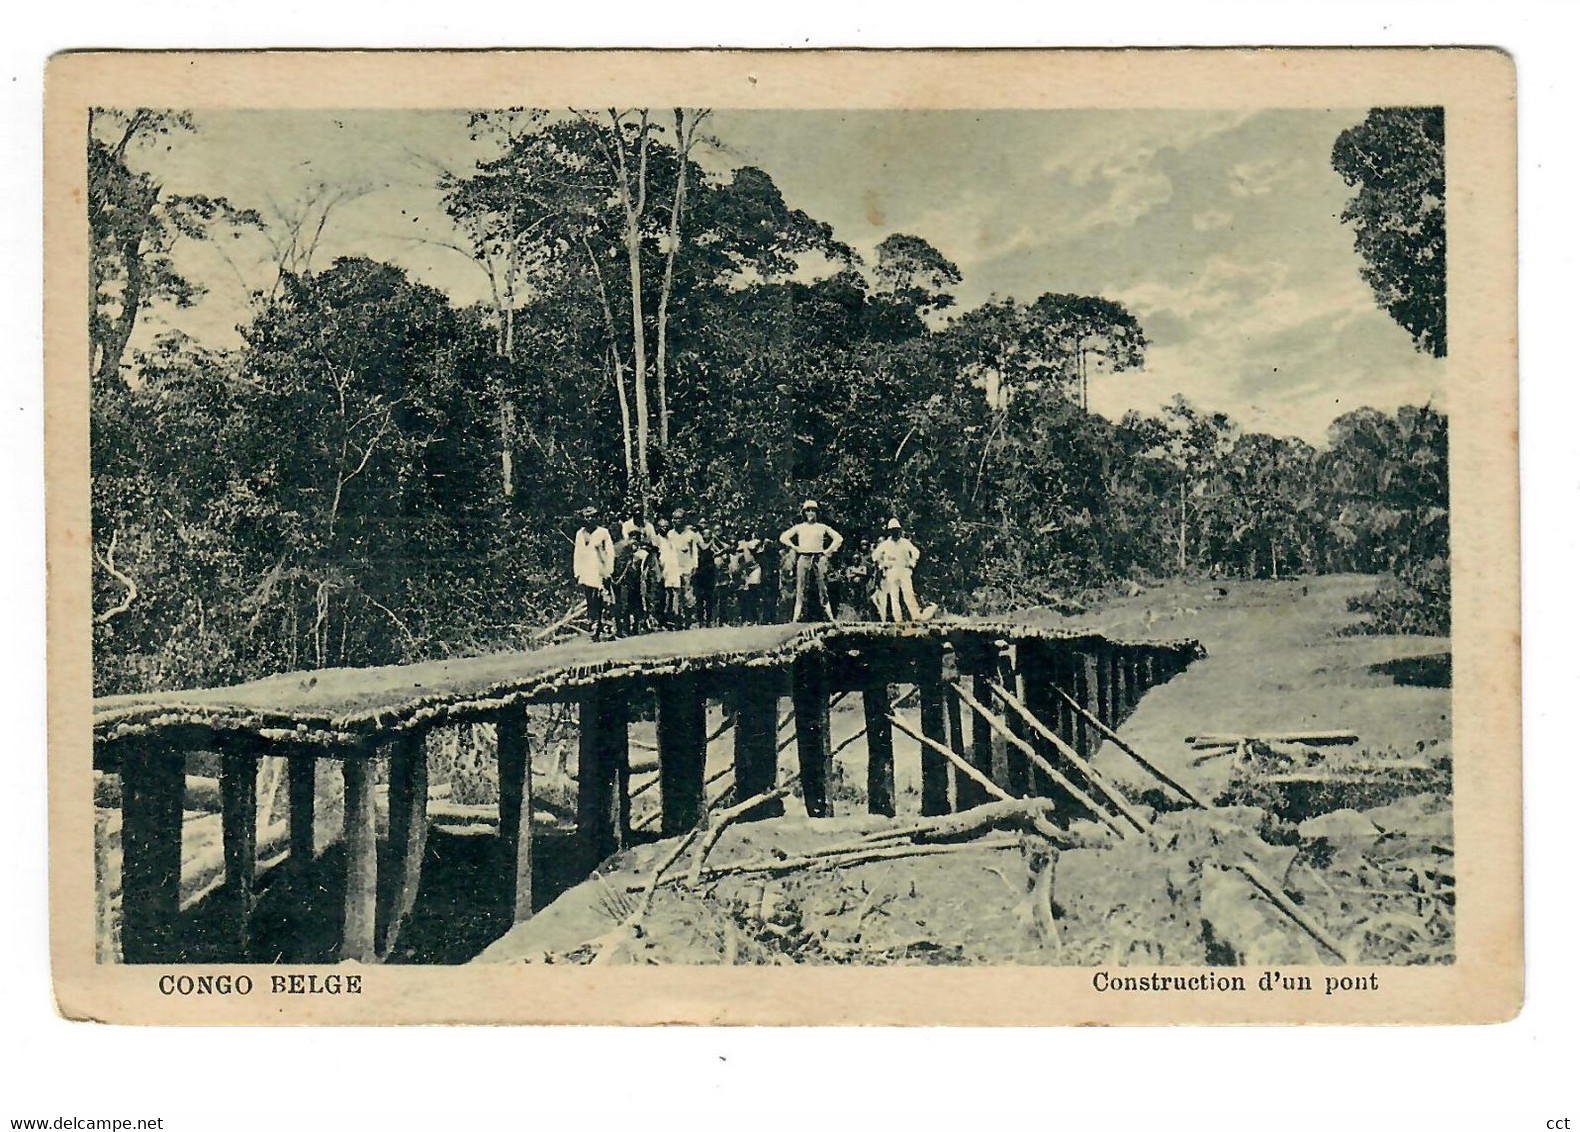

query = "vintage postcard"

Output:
[[45, 48, 1519, 1024]]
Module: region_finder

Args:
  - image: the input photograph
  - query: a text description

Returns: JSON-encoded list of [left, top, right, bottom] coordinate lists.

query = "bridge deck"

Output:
[[93, 618, 1201, 747]]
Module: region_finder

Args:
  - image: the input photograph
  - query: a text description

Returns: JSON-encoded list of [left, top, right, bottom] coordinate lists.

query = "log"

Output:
[[979, 670, 1009, 787], [984, 680, 1151, 836], [657, 675, 707, 836], [948, 688, 988, 810], [673, 836, 1024, 886], [339, 756, 379, 963], [829, 797, 1068, 847], [1079, 651, 1103, 757], [531, 600, 587, 642], [1186, 732, 1360, 747], [1232, 861, 1354, 963], [120, 741, 186, 963], [951, 684, 1129, 839], [918, 659, 951, 816], [999, 649, 1032, 796], [688, 785, 794, 885], [731, 667, 784, 821], [287, 755, 317, 870], [887, 712, 1014, 806], [1049, 685, 1209, 808], [580, 684, 631, 866], [218, 740, 260, 956], [793, 654, 834, 818], [1113, 653, 1131, 723], [496, 709, 534, 922], [1020, 644, 1064, 798], [381, 731, 430, 954], [862, 684, 896, 817]]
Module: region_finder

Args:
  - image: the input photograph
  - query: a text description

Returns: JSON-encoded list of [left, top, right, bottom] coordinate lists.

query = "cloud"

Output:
[[1191, 208, 1233, 232]]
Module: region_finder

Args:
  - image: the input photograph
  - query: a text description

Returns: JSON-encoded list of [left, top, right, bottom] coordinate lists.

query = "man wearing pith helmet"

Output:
[[779, 499, 844, 621], [872, 516, 934, 622]]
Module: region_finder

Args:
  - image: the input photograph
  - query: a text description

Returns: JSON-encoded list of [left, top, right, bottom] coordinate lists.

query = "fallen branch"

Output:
[[649, 836, 1024, 887], [1188, 732, 1358, 747], [688, 785, 792, 884], [586, 824, 703, 965], [1048, 685, 1208, 808], [531, 601, 587, 643]]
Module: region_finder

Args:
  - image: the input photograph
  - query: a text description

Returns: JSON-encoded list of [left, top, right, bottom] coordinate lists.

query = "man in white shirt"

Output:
[[652, 516, 684, 630], [669, 508, 704, 627], [572, 507, 616, 638], [779, 500, 844, 622], [872, 517, 933, 622]]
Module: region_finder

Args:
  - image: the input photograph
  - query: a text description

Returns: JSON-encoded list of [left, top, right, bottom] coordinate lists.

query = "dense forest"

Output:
[[88, 107, 1449, 696]]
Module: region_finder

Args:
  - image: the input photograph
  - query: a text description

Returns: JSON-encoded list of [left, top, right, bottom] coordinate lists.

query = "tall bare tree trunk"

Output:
[[500, 401, 516, 501], [1177, 478, 1188, 573], [655, 108, 707, 451], [96, 218, 152, 388], [609, 350, 634, 481], [610, 110, 654, 510], [582, 235, 635, 486]]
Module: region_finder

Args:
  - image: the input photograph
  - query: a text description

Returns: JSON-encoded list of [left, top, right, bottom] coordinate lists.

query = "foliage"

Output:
[[1332, 107, 1447, 358], [87, 108, 262, 390], [89, 109, 1454, 694]]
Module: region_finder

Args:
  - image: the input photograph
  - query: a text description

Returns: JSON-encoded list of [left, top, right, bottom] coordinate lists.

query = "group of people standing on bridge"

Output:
[[571, 499, 935, 639]]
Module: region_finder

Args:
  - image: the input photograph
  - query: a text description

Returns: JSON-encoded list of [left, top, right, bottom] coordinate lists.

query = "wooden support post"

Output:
[[496, 709, 535, 924], [1099, 651, 1112, 730], [732, 669, 784, 820], [1109, 651, 1128, 725], [950, 686, 987, 810], [581, 684, 633, 862], [380, 732, 429, 956], [287, 755, 316, 871], [339, 755, 378, 963], [999, 648, 1031, 797], [657, 676, 707, 835], [218, 739, 259, 957], [862, 682, 897, 818], [1019, 644, 1059, 798], [1080, 651, 1103, 758], [280, 751, 319, 962], [1142, 651, 1157, 692], [119, 740, 186, 963], [974, 673, 1005, 789], [793, 654, 834, 818], [918, 649, 950, 816]]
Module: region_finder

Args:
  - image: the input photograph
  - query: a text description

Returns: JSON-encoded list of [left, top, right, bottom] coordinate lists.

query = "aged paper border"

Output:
[[44, 47, 1520, 1025]]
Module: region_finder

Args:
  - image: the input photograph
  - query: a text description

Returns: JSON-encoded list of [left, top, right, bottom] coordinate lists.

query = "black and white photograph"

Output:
[[47, 49, 1519, 1024]]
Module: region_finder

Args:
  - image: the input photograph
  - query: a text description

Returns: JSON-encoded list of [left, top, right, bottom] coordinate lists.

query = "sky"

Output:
[[131, 106, 1446, 443]]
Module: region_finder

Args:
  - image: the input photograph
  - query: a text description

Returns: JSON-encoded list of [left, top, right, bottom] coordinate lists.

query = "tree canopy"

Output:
[[1332, 107, 1447, 358], [88, 108, 1451, 694]]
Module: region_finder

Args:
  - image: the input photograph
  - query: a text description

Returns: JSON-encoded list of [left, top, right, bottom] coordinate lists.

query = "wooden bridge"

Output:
[[93, 619, 1203, 965]]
